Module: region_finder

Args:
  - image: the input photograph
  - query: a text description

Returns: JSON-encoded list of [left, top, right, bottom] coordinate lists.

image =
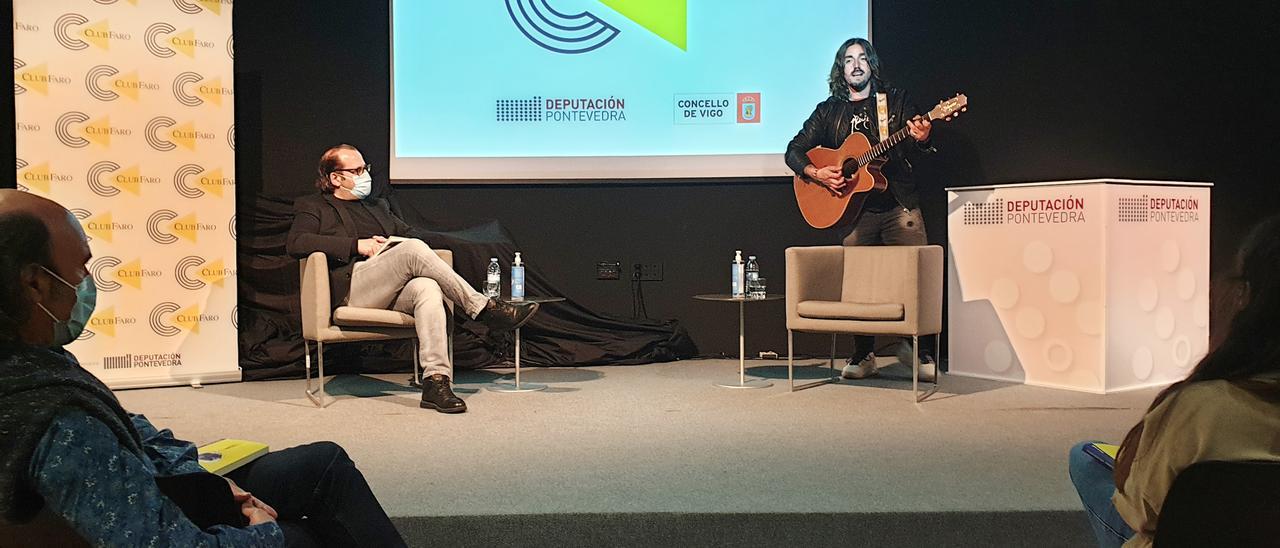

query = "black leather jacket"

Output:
[[785, 86, 934, 210]]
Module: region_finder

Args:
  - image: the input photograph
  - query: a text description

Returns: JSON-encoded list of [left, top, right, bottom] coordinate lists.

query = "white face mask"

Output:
[[349, 172, 373, 200]]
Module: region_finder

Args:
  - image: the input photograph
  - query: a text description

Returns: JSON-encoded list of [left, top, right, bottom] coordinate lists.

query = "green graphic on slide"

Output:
[[598, 0, 687, 51]]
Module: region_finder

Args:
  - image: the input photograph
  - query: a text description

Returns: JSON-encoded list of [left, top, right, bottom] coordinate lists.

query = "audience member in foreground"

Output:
[[0, 190, 406, 547], [1068, 213, 1280, 547]]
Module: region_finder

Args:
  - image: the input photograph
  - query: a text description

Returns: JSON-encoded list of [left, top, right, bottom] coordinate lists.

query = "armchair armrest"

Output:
[[785, 246, 845, 328], [914, 245, 944, 336], [299, 251, 332, 339]]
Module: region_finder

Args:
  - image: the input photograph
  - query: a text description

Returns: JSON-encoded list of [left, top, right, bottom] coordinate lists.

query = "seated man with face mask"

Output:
[[0, 190, 406, 546], [286, 144, 538, 414]]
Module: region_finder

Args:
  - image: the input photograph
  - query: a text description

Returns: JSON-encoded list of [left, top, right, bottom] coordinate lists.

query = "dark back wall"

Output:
[[230, 1, 1280, 357]]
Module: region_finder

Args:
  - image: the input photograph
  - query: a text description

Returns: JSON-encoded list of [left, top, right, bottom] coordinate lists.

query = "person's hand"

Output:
[[357, 235, 388, 257], [808, 165, 847, 193], [907, 116, 932, 142], [227, 477, 278, 521], [242, 505, 277, 526]]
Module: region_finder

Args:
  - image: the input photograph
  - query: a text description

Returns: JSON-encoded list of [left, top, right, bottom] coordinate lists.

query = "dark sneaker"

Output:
[[420, 374, 466, 414], [476, 298, 539, 334]]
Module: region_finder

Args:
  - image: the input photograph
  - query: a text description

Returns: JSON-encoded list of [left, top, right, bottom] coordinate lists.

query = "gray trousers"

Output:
[[838, 207, 934, 359], [348, 239, 489, 378]]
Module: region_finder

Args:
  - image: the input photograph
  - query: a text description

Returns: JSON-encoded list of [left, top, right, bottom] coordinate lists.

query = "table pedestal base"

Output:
[[714, 378, 773, 389]]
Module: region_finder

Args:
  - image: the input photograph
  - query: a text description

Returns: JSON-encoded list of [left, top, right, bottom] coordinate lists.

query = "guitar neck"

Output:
[[858, 123, 919, 165]]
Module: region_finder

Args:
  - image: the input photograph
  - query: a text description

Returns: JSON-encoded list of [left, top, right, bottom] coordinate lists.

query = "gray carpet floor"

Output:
[[115, 358, 1153, 546]]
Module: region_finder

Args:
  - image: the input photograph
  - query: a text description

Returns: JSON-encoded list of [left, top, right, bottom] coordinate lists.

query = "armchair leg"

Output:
[[788, 330, 793, 391], [789, 332, 840, 392], [412, 338, 422, 387], [913, 335, 939, 404], [829, 333, 837, 370], [305, 340, 328, 408]]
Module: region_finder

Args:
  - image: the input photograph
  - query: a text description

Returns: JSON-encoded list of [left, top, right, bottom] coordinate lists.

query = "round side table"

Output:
[[693, 293, 784, 389]]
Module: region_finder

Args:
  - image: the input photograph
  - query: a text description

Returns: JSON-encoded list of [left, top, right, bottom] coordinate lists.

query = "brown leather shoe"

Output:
[[420, 374, 466, 414], [475, 298, 539, 334]]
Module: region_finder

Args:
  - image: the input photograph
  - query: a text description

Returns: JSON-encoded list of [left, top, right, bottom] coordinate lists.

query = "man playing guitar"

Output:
[[785, 37, 936, 381]]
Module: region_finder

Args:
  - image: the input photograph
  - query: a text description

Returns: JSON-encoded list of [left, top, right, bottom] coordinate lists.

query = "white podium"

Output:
[[946, 179, 1211, 393]]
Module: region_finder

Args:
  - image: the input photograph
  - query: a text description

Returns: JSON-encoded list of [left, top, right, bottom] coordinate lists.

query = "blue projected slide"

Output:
[[391, 1, 869, 181]]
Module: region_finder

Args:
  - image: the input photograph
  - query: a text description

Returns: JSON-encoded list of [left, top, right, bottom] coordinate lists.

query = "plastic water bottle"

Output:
[[731, 250, 745, 298], [485, 258, 500, 298], [511, 252, 525, 302], [745, 255, 761, 299]]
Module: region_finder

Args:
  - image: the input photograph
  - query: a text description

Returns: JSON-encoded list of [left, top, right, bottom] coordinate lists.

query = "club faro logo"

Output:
[[55, 13, 131, 51], [145, 22, 216, 58], [150, 302, 219, 336], [147, 209, 218, 244], [173, 164, 234, 198], [86, 65, 159, 101], [175, 256, 235, 289], [90, 256, 162, 292], [146, 116, 215, 151], [172, 71, 233, 106], [88, 161, 161, 197]]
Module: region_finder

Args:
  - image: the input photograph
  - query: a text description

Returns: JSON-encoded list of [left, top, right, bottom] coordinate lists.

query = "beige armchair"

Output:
[[299, 250, 454, 407], [785, 245, 943, 402]]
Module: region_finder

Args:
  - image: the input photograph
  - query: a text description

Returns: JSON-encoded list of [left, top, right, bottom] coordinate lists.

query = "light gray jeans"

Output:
[[348, 239, 489, 378]]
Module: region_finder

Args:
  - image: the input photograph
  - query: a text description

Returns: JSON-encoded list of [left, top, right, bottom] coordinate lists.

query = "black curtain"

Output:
[[235, 188, 697, 381]]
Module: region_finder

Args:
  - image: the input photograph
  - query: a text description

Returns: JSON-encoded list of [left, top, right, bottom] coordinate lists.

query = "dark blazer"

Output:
[[286, 193, 426, 307]]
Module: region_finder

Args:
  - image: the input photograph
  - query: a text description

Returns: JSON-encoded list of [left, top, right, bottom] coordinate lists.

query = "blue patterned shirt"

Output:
[[28, 410, 283, 546]]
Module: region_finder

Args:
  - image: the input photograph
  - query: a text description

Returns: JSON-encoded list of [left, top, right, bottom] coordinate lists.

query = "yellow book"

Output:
[[197, 439, 269, 476], [1085, 442, 1120, 469]]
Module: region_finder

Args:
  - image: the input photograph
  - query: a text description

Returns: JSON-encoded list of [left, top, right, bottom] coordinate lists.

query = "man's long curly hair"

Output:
[[828, 37, 883, 100]]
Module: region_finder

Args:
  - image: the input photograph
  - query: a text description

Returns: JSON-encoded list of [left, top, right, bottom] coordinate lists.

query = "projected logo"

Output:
[[673, 92, 761, 125], [506, 0, 686, 54]]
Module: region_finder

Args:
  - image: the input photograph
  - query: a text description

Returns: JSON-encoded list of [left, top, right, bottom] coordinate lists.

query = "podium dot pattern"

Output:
[[962, 199, 1004, 225], [1117, 196, 1150, 222], [496, 97, 543, 122]]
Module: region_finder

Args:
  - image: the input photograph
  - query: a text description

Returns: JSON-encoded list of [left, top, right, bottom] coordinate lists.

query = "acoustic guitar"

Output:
[[793, 93, 968, 229]]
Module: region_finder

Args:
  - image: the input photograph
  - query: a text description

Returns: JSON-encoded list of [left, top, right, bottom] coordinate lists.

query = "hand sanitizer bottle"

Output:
[[511, 252, 525, 302], [731, 250, 745, 298]]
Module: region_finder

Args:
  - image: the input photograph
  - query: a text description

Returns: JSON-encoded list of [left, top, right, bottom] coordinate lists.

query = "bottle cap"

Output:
[[748, 255, 756, 260], [514, 252, 523, 265]]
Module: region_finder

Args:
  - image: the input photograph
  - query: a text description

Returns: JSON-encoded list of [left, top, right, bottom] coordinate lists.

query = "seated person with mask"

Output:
[[0, 190, 406, 546], [287, 144, 538, 414]]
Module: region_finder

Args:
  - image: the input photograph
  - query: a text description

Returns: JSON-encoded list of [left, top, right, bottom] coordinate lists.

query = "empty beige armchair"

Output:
[[299, 249, 454, 407], [785, 245, 943, 401]]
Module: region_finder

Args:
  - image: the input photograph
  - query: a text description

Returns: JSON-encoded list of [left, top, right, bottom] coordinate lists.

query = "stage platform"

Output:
[[116, 358, 1157, 547]]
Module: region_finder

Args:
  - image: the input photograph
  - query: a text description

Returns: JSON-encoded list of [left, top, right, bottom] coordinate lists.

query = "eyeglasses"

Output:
[[331, 163, 372, 177]]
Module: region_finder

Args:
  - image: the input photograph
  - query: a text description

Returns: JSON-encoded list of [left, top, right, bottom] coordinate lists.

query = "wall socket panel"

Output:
[[636, 262, 663, 281], [596, 261, 621, 280]]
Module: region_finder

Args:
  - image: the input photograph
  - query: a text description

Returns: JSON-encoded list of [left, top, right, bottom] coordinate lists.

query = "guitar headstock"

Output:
[[927, 93, 968, 122]]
